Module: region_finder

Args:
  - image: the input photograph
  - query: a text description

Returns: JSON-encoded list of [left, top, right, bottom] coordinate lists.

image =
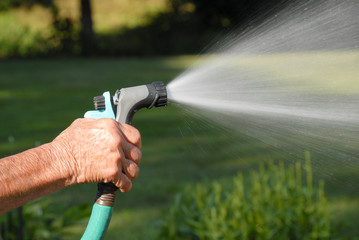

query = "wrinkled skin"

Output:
[[53, 118, 142, 192], [0, 118, 142, 214]]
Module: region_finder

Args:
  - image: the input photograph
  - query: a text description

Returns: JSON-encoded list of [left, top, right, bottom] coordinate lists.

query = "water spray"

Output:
[[81, 81, 167, 240]]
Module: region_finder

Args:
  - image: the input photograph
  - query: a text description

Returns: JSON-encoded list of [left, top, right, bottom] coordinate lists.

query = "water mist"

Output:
[[167, 0, 359, 188]]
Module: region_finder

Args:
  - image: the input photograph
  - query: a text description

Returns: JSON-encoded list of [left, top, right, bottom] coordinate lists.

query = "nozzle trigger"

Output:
[[84, 91, 115, 120]]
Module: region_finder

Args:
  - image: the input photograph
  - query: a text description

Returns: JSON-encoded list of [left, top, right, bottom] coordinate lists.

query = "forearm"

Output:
[[0, 142, 73, 214], [0, 118, 142, 214]]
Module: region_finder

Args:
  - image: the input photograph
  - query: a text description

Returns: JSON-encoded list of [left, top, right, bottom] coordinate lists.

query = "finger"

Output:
[[122, 141, 142, 164], [114, 173, 132, 192], [122, 158, 140, 180], [118, 123, 142, 148]]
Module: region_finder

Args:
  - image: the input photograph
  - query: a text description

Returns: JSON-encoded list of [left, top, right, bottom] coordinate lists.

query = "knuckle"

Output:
[[109, 119, 119, 128], [136, 149, 142, 162], [97, 118, 107, 125], [127, 163, 140, 180], [109, 152, 122, 165], [131, 148, 142, 164], [132, 128, 142, 146], [115, 155, 122, 164], [98, 118, 115, 127], [106, 168, 119, 180], [132, 165, 140, 179], [121, 180, 132, 192], [113, 179, 122, 188], [73, 118, 82, 124], [73, 118, 85, 126], [123, 124, 141, 147], [112, 135, 122, 148], [131, 127, 141, 138]]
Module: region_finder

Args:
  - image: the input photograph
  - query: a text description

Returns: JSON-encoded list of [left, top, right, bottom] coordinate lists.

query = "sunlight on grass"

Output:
[[192, 51, 359, 94], [61, 207, 162, 240], [329, 197, 359, 238], [0, 90, 13, 100], [92, 0, 168, 33], [106, 207, 162, 240], [54, 0, 80, 25], [238, 51, 359, 94], [10, 5, 52, 33], [53, 0, 168, 34]]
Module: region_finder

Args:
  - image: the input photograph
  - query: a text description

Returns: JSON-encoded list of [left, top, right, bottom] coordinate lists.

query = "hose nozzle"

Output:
[[82, 81, 167, 240], [146, 81, 167, 108], [113, 81, 167, 124]]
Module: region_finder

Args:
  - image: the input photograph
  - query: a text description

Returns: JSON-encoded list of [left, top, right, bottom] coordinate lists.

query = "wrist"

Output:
[[44, 141, 77, 187]]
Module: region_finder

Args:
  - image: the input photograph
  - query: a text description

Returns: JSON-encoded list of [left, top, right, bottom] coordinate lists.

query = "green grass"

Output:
[[236, 51, 359, 94], [0, 54, 359, 239]]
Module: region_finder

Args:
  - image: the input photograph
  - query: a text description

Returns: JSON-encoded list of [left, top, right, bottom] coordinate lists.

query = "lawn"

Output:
[[0, 54, 358, 239]]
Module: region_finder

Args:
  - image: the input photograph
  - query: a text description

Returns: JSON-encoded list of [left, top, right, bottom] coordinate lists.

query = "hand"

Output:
[[52, 118, 142, 192]]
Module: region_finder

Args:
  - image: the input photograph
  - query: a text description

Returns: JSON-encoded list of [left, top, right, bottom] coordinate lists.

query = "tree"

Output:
[[80, 0, 96, 55]]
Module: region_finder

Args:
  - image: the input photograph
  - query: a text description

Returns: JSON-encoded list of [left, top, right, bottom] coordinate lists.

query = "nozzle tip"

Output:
[[145, 81, 167, 108], [151, 81, 167, 107]]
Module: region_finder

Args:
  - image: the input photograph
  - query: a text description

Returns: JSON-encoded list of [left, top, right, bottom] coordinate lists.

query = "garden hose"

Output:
[[81, 82, 167, 240]]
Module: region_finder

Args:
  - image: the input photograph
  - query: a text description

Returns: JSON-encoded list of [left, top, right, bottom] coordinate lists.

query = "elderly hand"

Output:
[[52, 118, 142, 192]]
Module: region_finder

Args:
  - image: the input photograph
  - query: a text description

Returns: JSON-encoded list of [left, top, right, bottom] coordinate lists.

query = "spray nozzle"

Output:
[[81, 81, 167, 240], [85, 81, 168, 124], [113, 81, 167, 124], [146, 81, 167, 108]]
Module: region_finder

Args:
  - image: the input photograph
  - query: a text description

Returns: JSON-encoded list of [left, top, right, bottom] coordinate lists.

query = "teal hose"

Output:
[[81, 204, 113, 240], [82, 91, 117, 240]]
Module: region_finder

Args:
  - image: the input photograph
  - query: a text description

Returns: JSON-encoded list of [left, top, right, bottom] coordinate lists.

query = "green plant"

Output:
[[0, 199, 91, 240], [160, 157, 330, 240], [0, 14, 47, 58]]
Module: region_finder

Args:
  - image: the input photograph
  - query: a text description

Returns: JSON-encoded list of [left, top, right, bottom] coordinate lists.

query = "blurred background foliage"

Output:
[[160, 159, 331, 240], [1, 0, 359, 239], [0, 0, 289, 58]]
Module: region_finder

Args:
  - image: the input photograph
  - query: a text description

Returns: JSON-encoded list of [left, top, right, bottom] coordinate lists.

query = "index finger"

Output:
[[118, 123, 142, 148]]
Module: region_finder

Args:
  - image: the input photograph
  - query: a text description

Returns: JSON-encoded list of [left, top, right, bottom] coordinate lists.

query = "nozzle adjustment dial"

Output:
[[152, 81, 167, 107], [94, 95, 106, 110]]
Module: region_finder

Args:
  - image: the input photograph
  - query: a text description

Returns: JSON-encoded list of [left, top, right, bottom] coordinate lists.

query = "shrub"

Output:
[[160, 158, 330, 240], [0, 199, 91, 240], [0, 14, 47, 58]]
